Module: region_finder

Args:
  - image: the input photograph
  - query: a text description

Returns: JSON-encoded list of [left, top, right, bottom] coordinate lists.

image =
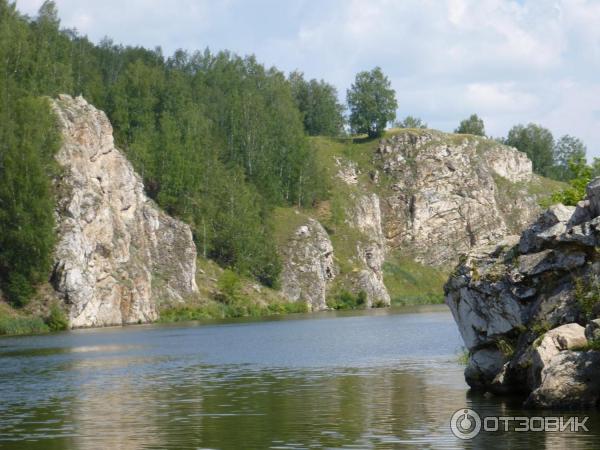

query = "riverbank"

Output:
[[1, 255, 441, 337]]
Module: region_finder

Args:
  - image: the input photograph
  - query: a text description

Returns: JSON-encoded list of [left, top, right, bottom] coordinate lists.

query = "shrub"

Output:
[[45, 305, 69, 331], [327, 290, 367, 310]]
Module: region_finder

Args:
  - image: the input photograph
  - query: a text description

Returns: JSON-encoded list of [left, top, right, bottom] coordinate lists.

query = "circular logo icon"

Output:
[[450, 408, 482, 440]]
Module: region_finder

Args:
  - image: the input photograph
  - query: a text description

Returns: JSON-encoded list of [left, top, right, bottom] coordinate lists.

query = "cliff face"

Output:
[[51, 95, 198, 328], [280, 130, 546, 309], [280, 219, 336, 311], [446, 180, 600, 408], [375, 132, 537, 266]]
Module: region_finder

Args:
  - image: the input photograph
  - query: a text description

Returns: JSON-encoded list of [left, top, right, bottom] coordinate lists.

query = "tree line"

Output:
[[1, 1, 404, 306], [0, 0, 343, 304]]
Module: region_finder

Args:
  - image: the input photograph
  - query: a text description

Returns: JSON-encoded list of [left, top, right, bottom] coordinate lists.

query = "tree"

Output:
[[347, 67, 397, 138], [505, 124, 555, 177], [455, 114, 485, 136], [551, 158, 593, 206], [289, 71, 344, 136], [395, 115, 427, 129], [551, 134, 587, 181], [0, 96, 59, 306]]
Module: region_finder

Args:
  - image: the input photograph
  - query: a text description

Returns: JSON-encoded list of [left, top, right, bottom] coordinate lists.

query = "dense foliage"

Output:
[[0, 0, 335, 300], [289, 71, 344, 136], [505, 123, 555, 178], [504, 123, 591, 182], [550, 135, 587, 181], [395, 115, 427, 129], [550, 158, 592, 206], [347, 67, 397, 138], [0, 2, 62, 305], [455, 114, 485, 136]]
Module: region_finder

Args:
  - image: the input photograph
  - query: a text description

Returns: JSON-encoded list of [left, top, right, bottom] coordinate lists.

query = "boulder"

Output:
[[526, 351, 600, 409], [446, 177, 600, 408]]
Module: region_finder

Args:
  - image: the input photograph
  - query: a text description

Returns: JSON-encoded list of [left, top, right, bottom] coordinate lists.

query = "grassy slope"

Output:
[[157, 257, 308, 323], [0, 285, 68, 336]]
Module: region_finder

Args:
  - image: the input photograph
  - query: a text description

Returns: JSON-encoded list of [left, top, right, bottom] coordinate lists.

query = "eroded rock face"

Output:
[[446, 178, 600, 408], [346, 194, 391, 306], [51, 95, 197, 328], [281, 219, 336, 310], [376, 132, 537, 266]]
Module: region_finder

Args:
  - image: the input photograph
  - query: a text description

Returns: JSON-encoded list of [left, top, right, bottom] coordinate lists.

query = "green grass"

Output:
[[574, 275, 600, 320], [0, 302, 61, 336], [159, 260, 309, 323], [158, 299, 308, 322], [573, 338, 600, 352], [0, 314, 49, 335], [457, 348, 470, 365], [383, 253, 449, 305]]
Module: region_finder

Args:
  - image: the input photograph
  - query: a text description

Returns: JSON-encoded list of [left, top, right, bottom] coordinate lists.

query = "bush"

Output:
[[3, 273, 35, 307], [45, 305, 69, 331], [216, 269, 242, 303], [327, 290, 367, 310]]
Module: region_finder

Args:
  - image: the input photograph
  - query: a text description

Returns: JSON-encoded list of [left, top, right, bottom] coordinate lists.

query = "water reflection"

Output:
[[0, 307, 598, 449]]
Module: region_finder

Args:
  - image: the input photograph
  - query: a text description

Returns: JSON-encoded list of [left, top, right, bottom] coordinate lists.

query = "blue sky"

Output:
[[16, 0, 600, 157]]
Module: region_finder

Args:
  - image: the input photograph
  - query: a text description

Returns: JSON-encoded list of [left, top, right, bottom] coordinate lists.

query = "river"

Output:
[[0, 305, 598, 449]]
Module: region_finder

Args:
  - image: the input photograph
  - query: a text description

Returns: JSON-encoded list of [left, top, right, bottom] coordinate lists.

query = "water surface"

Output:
[[0, 306, 598, 449]]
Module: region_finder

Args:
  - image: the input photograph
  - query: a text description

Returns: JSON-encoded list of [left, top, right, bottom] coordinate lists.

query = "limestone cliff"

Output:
[[446, 179, 600, 408], [51, 95, 198, 328], [280, 130, 550, 309], [280, 219, 336, 311], [375, 131, 537, 266]]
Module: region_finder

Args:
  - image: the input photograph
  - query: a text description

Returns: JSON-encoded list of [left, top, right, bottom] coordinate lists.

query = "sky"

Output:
[[15, 0, 600, 157]]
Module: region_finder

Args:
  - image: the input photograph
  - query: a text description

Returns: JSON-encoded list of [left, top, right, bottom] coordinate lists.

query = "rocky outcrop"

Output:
[[51, 95, 197, 328], [281, 219, 336, 311], [281, 131, 544, 309], [346, 194, 391, 307], [375, 131, 538, 266], [446, 178, 600, 408]]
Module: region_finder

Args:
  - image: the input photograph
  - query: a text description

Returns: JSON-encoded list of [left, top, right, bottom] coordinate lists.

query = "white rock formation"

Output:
[[375, 132, 537, 266], [280, 219, 336, 310], [51, 95, 197, 328], [346, 194, 390, 306]]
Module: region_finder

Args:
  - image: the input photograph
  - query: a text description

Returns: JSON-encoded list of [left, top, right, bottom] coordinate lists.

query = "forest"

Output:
[[0, 0, 349, 305]]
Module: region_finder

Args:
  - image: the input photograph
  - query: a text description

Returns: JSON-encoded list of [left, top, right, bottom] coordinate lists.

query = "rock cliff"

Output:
[[446, 179, 600, 408], [374, 131, 537, 266], [280, 130, 549, 309], [51, 95, 198, 328], [280, 219, 336, 311]]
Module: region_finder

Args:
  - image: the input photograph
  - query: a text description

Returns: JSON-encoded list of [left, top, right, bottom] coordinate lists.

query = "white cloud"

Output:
[[12, 0, 600, 155], [465, 83, 539, 112]]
